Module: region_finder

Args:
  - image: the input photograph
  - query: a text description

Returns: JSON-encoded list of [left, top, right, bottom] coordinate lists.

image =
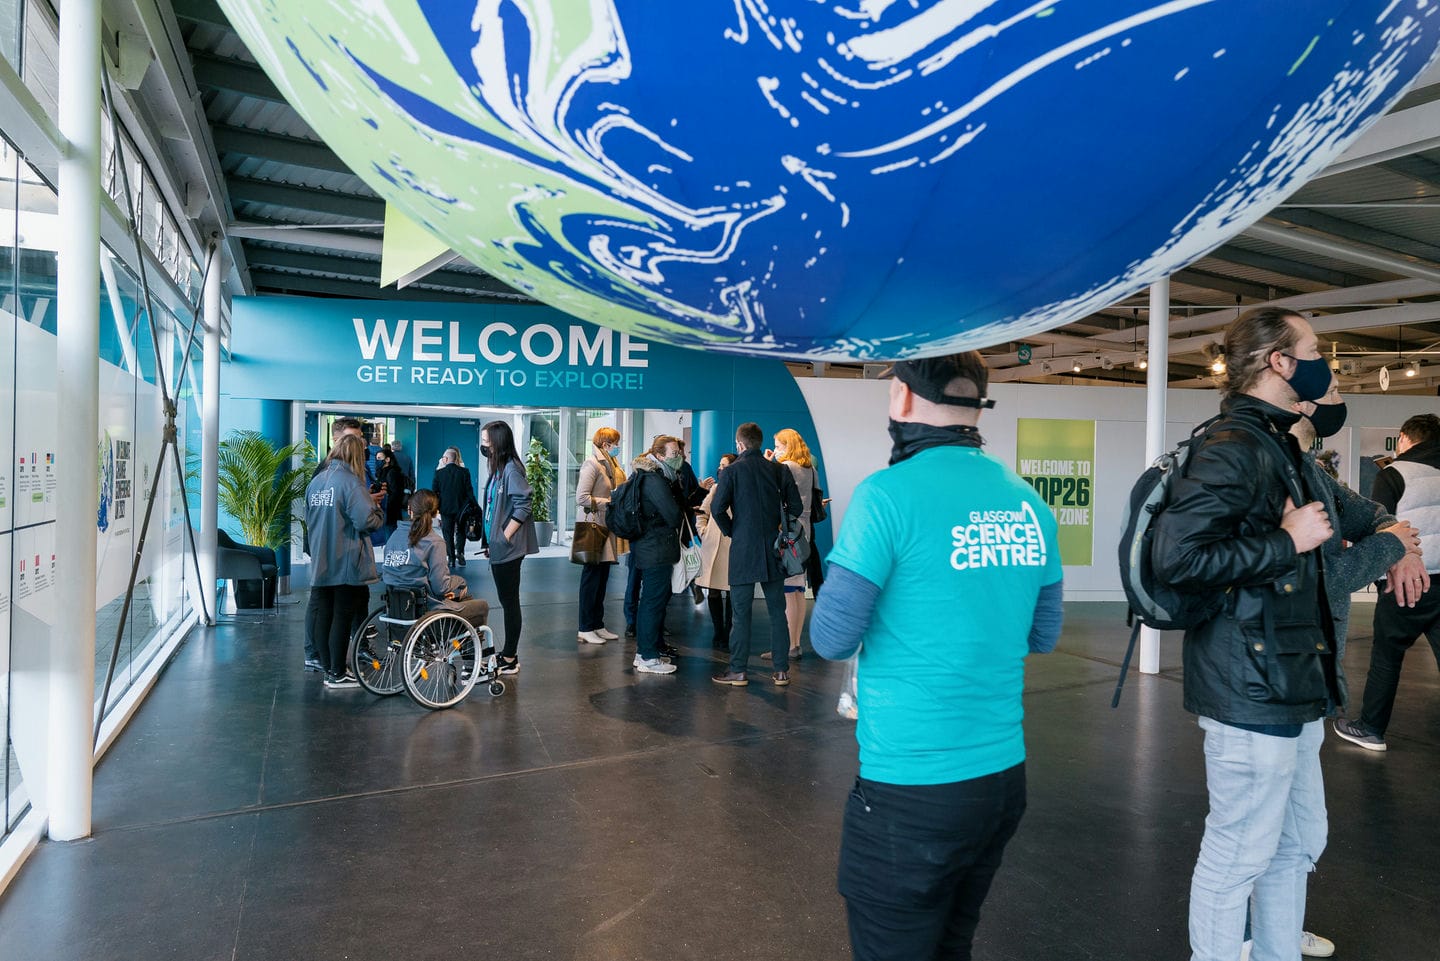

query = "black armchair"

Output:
[[215, 530, 278, 614]]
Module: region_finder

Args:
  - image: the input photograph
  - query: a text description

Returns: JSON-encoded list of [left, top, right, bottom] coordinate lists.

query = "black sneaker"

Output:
[[304, 658, 324, 673], [457, 556, 467, 567], [497, 657, 520, 676], [624, 626, 637, 638], [656, 641, 680, 659], [1333, 718, 1386, 752], [323, 672, 360, 689]]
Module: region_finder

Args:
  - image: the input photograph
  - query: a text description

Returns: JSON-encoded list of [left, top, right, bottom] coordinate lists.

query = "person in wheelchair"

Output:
[[381, 490, 490, 629]]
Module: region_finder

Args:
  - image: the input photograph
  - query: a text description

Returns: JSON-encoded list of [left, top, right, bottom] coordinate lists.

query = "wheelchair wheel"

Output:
[[488, 680, 505, 697], [401, 612, 481, 709], [351, 607, 406, 696]]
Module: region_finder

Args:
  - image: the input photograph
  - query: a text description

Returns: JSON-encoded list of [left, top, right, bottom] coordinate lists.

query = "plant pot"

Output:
[[535, 521, 554, 547], [235, 575, 277, 609]]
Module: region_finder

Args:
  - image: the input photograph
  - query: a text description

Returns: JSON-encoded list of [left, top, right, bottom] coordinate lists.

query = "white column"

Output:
[[1140, 278, 1170, 675], [199, 247, 223, 622], [50, 0, 102, 841]]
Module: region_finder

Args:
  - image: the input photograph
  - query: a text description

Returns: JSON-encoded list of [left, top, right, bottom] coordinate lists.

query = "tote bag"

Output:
[[570, 520, 610, 565]]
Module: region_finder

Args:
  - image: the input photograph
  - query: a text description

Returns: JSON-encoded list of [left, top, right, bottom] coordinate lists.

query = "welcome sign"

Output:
[[224, 293, 828, 554], [1015, 418, 1096, 566], [351, 316, 650, 389], [225, 297, 788, 410]]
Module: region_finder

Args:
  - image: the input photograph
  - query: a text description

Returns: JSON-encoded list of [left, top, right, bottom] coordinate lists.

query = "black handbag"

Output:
[[776, 498, 811, 577], [570, 520, 611, 565], [811, 476, 828, 524]]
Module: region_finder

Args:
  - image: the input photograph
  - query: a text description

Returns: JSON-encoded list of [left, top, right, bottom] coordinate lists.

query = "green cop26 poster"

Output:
[[1016, 419, 1096, 566]]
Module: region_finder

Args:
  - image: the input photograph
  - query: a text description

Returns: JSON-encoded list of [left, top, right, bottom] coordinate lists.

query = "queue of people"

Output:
[[295, 324, 1437, 961]]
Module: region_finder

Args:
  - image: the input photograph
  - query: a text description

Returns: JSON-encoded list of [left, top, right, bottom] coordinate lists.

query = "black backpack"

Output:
[[605, 473, 648, 541], [1113, 414, 1276, 706]]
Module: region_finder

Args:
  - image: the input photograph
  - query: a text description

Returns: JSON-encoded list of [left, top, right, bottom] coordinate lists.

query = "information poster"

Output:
[[1016, 418, 1096, 566], [1359, 427, 1401, 499]]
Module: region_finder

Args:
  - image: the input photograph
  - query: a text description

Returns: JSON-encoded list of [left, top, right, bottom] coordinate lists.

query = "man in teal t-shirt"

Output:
[[812, 351, 1063, 961]]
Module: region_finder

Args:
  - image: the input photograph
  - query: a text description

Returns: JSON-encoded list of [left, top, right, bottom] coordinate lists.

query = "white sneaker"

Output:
[[1301, 931, 1335, 958], [633, 655, 676, 675], [595, 627, 619, 640], [577, 630, 607, 645]]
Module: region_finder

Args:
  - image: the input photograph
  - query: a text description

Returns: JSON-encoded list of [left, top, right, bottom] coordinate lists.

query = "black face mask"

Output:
[[1281, 354, 1332, 403], [480, 444, 492, 458], [1306, 401, 1347, 439]]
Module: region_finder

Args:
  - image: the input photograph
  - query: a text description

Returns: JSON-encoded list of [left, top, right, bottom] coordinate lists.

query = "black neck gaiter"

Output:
[[887, 420, 984, 465]]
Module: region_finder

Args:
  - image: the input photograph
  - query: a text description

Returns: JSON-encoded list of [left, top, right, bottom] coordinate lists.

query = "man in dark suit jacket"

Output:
[[432, 448, 476, 567], [709, 421, 801, 687]]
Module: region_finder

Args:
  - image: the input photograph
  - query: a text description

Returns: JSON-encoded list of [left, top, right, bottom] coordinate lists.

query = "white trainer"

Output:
[[577, 630, 607, 645], [633, 655, 676, 675], [1301, 931, 1335, 958], [595, 627, 619, 640]]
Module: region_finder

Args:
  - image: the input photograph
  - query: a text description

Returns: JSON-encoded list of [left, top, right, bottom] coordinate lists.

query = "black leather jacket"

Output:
[[1152, 395, 1341, 725]]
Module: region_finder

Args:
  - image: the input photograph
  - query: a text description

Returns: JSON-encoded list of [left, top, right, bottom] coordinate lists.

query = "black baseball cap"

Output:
[[882, 351, 996, 409]]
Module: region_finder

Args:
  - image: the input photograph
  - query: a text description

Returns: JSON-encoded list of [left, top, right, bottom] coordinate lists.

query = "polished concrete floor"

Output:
[[2, 560, 1438, 960]]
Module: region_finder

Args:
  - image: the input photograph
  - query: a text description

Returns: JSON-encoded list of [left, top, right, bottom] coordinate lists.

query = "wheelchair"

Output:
[[349, 588, 505, 709]]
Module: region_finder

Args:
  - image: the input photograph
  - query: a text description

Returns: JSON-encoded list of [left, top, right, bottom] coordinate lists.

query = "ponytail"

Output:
[[407, 489, 439, 548]]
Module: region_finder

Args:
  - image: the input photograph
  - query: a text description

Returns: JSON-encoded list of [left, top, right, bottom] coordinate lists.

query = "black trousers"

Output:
[[1360, 585, 1440, 735], [440, 513, 465, 562], [636, 563, 672, 661], [578, 562, 612, 631], [305, 587, 369, 662], [310, 584, 370, 676], [838, 764, 1027, 961], [491, 557, 524, 658], [707, 588, 732, 645]]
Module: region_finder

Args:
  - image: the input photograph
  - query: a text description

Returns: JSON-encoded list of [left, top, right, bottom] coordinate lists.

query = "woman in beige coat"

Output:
[[696, 453, 736, 649], [575, 427, 627, 644]]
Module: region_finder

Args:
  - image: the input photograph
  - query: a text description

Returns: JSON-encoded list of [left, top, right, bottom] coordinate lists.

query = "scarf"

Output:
[[887, 420, 984, 466]]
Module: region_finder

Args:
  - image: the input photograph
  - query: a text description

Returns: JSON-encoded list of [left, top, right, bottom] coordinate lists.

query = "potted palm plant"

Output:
[[216, 430, 315, 606], [524, 436, 556, 547]]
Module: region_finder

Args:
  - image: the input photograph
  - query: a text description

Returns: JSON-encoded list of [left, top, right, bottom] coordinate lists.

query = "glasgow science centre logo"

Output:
[[351, 317, 651, 390], [950, 503, 1048, 572]]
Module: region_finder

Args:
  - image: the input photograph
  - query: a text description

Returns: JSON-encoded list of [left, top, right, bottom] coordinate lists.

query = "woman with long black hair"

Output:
[[481, 420, 539, 674]]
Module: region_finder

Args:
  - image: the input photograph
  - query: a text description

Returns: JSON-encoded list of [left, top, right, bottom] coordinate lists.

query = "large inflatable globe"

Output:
[[220, 1, 1440, 360]]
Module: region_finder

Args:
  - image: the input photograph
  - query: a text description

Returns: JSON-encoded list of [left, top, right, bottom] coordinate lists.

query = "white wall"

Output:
[[800, 377, 1440, 600]]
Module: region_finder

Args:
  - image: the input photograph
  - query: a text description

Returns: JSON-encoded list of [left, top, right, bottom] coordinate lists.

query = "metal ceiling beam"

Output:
[[120, 0, 252, 293], [1172, 267, 1298, 301], [170, 0, 229, 28], [1264, 208, 1440, 264], [1207, 244, 1374, 289], [211, 124, 354, 175], [227, 224, 383, 256], [248, 269, 523, 304], [985, 279, 1440, 369], [243, 245, 514, 295], [1379, 154, 1440, 191], [1248, 220, 1440, 286], [190, 51, 285, 103], [990, 303, 1440, 383], [1322, 98, 1440, 175], [228, 177, 386, 220]]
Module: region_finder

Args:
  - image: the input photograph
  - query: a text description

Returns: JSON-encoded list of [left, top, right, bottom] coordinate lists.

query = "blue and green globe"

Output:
[[220, 1, 1440, 359]]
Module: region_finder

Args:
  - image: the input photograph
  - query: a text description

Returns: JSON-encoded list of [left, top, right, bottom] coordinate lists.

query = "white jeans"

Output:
[[1189, 717, 1327, 961]]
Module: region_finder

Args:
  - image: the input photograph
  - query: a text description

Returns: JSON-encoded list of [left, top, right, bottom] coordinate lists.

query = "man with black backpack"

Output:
[[1150, 307, 1384, 961]]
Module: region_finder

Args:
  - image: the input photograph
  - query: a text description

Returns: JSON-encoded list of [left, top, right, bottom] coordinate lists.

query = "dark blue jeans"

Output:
[[838, 764, 1027, 961], [623, 552, 641, 630], [728, 579, 788, 673], [636, 564, 672, 661], [578, 562, 612, 632]]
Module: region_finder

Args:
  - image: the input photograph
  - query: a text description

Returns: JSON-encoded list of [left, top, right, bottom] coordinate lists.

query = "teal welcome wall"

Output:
[[221, 297, 830, 552]]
